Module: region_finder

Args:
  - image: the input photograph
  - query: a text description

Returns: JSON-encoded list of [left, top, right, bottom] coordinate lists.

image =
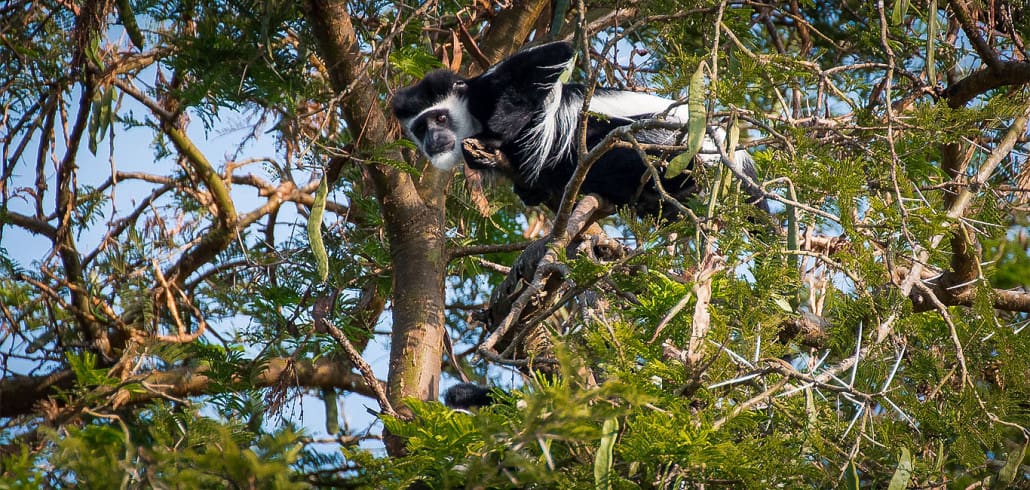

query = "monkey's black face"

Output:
[[392, 70, 480, 170], [410, 109, 455, 156]]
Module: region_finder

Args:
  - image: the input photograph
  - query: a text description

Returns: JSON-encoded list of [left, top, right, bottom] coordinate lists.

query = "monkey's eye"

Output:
[[435, 113, 449, 124]]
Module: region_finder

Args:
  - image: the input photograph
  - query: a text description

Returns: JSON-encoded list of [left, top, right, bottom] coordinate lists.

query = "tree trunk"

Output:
[[302, 0, 450, 455]]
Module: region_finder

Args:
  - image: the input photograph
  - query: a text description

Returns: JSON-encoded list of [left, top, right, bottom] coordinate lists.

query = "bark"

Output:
[[58, 1, 117, 356], [910, 274, 1030, 313], [302, 0, 560, 455], [477, 195, 620, 372], [931, 6, 1030, 317], [477, 0, 550, 65], [302, 0, 451, 455]]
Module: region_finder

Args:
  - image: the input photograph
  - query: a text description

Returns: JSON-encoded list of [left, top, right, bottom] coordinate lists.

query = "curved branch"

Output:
[[911, 274, 1030, 313], [55, 76, 110, 355], [948, 0, 1000, 70], [161, 126, 239, 282]]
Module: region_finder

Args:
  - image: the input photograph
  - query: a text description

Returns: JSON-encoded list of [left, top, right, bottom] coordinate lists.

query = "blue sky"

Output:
[[2, 74, 402, 453]]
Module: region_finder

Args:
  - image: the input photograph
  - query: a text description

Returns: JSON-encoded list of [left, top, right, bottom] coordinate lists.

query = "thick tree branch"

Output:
[[448, 240, 533, 261], [110, 76, 239, 288], [301, 0, 406, 197], [3, 211, 58, 238], [911, 270, 1030, 313], [0, 358, 381, 419], [477, 0, 549, 65], [895, 101, 1030, 320], [945, 61, 1030, 108], [56, 76, 110, 356], [161, 126, 238, 284]]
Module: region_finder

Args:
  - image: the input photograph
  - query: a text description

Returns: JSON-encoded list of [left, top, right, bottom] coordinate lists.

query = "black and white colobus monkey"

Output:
[[392, 41, 768, 216], [443, 383, 496, 410]]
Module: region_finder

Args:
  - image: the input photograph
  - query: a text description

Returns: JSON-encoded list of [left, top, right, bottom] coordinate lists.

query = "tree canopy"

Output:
[[1, 0, 1029, 488]]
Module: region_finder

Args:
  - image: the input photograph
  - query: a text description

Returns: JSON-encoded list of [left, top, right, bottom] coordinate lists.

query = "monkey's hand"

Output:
[[461, 138, 509, 171]]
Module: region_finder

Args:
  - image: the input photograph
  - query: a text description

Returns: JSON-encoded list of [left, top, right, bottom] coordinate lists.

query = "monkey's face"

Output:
[[392, 71, 481, 170]]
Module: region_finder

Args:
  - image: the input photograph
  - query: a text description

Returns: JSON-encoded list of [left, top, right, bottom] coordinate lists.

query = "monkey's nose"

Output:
[[425, 130, 455, 155]]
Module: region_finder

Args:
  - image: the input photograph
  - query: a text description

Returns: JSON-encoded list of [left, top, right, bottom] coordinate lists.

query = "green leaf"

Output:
[[994, 437, 1028, 489], [726, 113, 739, 158], [927, 0, 937, 83], [773, 295, 794, 313], [892, 0, 910, 26], [805, 385, 816, 425], [88, 87, 116, 156], [85, 35, 103, 70], [842, 461, 861, 490], [666, 152, 693, 179], [888, 447, 913, 490], [666, 61, 707, 178], [594, 416, 618, 490], [388, 47, 444, 78], [558, 51, 577, 84], [67, 350, 97, 383], [116, 0, 145, 49], [99, 86, 115, 138], [322, 389, 339, 435], [307, 175, 329, 283], [65, 351, 116, 387], [88, 90, 103, 156]]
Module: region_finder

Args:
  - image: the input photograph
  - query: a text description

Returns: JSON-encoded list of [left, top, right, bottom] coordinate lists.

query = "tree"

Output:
[[1, 0, 1028, 487]]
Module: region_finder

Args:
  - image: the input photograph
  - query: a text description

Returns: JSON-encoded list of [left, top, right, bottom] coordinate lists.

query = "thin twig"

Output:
[[322, 319, 396, 418]]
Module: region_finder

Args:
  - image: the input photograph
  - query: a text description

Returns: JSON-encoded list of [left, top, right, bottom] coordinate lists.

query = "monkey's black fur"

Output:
[[392, 41, 768, 217], [443, 383, 496, 409]]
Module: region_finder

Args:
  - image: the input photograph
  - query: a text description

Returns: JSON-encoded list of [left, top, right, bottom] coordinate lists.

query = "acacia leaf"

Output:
[[888, 447, 913, 490], [308, 175, 329, 283], [116, 0, 145, 49], [666, 61, 707, 177], [594, 416, 619, 490]]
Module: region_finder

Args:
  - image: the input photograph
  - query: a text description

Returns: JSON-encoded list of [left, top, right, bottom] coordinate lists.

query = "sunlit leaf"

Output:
[[666, 61, 707, 177], [116, 0, 145, 49], [594, 416, 618, 490], [842, 462, 860, 490], [308, 175, 329, 283], [994, 438, 1028, 489], [888, 447, 913, 490], [892, 0, 910, 26]]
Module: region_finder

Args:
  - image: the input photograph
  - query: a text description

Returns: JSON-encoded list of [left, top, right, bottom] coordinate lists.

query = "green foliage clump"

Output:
[[2, 403, 308, 489]]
